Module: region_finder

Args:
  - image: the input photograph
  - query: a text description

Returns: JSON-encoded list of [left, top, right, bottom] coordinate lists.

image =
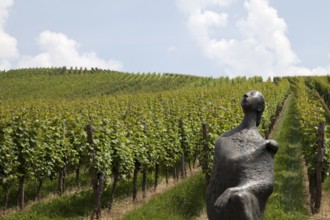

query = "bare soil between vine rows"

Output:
[[96, 167, 201, 220], [304, 164, 330, 220]]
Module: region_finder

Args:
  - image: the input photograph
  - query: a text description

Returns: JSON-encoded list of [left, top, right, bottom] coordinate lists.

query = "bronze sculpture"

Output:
[[206, 90, 278, 220]]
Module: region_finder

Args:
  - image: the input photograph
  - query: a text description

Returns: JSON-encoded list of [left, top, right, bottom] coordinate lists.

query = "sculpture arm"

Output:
[[214, 180, 273, 209]]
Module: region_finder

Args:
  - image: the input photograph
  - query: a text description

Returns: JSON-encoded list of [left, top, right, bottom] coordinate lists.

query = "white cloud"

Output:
[[0, 0, 13, 27], [0, 0, 18, 70], [0, 1, 122, 71], [18, 31, 123, 70], [177, 0, 234, 14], [188, 10, 228, 43], [177, 0, 329, 78]]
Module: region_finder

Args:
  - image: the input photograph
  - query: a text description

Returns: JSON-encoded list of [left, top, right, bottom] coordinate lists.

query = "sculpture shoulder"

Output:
[[215, 133, 232, 148], [215, 131, 239, 153]]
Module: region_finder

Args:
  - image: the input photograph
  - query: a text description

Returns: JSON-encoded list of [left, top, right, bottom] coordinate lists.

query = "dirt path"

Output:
[[195, 208, 208, 220], [301, 147, 330, 220], [301, 156, 330, 220], [98, 168, 201, 220], [308, 183, 330, 220], [266, 96, 290, 139]]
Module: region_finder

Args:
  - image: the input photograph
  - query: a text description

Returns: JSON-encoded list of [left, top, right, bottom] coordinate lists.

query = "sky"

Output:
[[1, 0, 330, 79]]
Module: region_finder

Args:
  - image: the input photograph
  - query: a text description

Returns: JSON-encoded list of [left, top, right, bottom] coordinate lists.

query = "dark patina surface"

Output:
[[206, 90, 278, 220]]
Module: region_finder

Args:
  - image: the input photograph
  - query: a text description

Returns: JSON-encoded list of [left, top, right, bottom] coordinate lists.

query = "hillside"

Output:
[[0, 68, 249, 101], [0, 69, 329, 219]]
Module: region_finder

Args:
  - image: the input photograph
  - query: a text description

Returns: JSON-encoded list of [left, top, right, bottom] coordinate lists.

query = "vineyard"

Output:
[[0, 68, 329, 220]]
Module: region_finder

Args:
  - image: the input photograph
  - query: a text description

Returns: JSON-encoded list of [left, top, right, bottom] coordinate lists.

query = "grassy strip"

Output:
[[2, 172, 156, 219], [123, 173, 206, 220], [325, 179, 330, 192], [0, 169, 91, 209], [3, 190, 91, 220], [264, 94, 309, 219]]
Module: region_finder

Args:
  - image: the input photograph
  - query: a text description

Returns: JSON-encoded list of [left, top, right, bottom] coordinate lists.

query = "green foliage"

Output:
[[3, 69, 324, 219], [0, 72, 292, 213], [0, 68, 208, 101], [293, 78, 329, 177], [307, 76, 330, 108], [0, 119, 18, 191]]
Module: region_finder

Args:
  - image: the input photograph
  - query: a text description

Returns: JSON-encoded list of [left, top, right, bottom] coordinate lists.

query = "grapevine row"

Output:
[[0, 78, 290, 217], [307, 76, 330, 109], [293, 77, 329, 213]]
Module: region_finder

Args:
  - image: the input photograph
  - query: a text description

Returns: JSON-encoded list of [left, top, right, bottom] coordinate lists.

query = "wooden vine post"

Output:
[[202, 123, 210, 183], [179, 119, 186, 179], [315, 121, 324, 213], [86, 124, 104, 220], [58, 124, 67, 195], [142, 122, 148, 199]]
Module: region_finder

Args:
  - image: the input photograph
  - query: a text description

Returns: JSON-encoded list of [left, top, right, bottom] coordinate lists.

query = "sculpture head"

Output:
[[241, 90, 265, 126]]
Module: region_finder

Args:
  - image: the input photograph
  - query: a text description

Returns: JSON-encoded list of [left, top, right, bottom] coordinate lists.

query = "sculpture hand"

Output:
[[214, 188, 234, 211]]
